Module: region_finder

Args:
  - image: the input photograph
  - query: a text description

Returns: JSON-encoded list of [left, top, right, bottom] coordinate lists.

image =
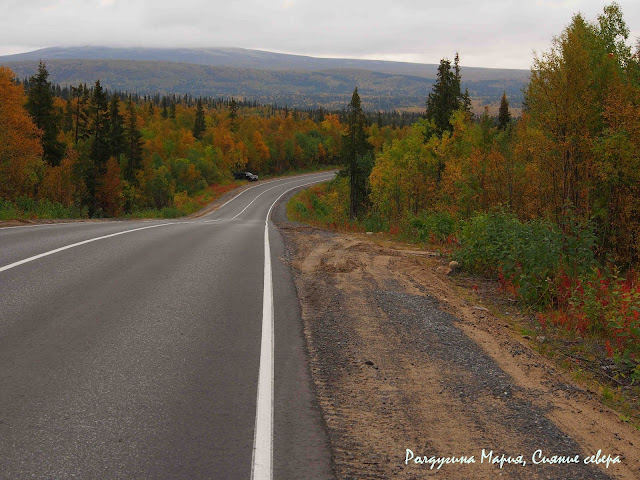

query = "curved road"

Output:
[[0, 172, 335, 479]]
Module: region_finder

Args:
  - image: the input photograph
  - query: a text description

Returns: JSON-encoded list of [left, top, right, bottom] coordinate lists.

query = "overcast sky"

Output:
[[1, 0, 638, 69]]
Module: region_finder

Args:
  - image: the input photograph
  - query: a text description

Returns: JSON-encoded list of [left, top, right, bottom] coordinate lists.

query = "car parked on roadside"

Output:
[[233, 171, 259, 181]]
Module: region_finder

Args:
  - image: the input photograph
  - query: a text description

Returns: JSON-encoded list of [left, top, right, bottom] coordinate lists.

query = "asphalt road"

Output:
[[0, 172, 335, 480]]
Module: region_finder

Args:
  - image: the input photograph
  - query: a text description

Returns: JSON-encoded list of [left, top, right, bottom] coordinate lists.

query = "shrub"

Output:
[[407, 211, 457, 243], [456, 208, 595, 306]]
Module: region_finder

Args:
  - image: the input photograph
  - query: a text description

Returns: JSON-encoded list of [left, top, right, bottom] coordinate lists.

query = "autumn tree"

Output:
[[97, 157, 124, 217], [0, 67, 44, 199], [525, 3, 631, 219], [26, 61, 64, 166]]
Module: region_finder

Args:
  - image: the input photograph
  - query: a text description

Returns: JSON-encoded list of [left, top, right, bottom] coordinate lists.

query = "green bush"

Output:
[[362, 211, 389, 233], [407, 211, 457, 242], [456, 209, 596, 306], [161, 206, 181, 218], [0, 197, 87, 220]]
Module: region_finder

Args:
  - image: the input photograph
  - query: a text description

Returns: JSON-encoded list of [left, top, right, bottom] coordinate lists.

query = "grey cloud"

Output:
[[1, 0, 639, 69]]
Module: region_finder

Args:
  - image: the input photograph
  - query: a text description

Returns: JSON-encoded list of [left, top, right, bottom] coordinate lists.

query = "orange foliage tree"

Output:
[[0, 67, 44, 199]]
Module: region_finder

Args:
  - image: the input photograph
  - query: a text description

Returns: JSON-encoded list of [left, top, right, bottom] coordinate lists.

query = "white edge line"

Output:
[[0, 222, 176, 273], [250, 176, 332, 480], [0, 174, 334, 274]]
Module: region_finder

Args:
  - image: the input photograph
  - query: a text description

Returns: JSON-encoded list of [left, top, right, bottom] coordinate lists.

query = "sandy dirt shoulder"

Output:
[[277, 223, 640, 480]]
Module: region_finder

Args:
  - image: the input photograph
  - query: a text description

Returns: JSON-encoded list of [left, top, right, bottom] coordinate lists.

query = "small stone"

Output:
[[536, 335, 546, 342], [364, 360, 374, 366], [366, 231, 373, 235], [448, 260, 460, 271], [523, 335, 532, 340], [436, 266, 451, 275]]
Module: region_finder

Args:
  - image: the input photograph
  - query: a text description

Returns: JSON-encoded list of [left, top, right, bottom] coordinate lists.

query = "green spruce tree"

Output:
[[86, 80, 110, 215], [72, 83, 90, 144], [343, 87, 373, 218], [497, 91, 511, 130], [89, 80, 110, 167], [26, 61, 64, 166], [229, 98, 238, 132], [193, 99, 206, 139], [425, 58, 462, 136], [161, 96, 168, 119], [108, 96, 126, 159], [124, 100, 144, 184]]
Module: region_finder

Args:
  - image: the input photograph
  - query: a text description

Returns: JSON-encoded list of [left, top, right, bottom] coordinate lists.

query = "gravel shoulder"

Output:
[[275, 221, 640, 480]]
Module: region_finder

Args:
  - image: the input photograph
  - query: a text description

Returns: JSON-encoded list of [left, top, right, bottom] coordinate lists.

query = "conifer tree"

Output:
[[425, 58, 461, 135], [72, 83, 90, 144], [193, 99, 206, 139], [63, 98, 73, 133], [229, 98, 238, 132], [124, 99, 143, 184], [108, 96, 126, 159], [26, 61, 64, 166], [462, 88, 473, 115], [169, 101, 176, 119], [84, 80, 110, 215], [161, 97, 168, 119], [89, 80, 110, 168], [343, 87, 373, 218], [497, 91, 511, 130]]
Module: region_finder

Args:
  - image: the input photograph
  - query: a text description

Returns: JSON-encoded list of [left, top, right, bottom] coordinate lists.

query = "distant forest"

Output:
[[2, 59, 526, 112]]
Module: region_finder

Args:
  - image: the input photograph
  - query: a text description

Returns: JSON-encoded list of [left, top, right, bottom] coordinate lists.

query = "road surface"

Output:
[[0, 172, 335, 479]]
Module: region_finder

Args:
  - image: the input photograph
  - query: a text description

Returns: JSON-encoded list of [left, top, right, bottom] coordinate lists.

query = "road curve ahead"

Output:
[[0, 172, 335, 480]]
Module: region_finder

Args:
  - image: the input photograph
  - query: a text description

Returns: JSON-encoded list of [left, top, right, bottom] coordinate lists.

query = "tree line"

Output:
[[1, 63, 411, 218]]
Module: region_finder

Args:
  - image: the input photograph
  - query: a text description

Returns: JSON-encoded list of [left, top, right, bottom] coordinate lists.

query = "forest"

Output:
[[0, 65, 413, 219], [288, 3, 640, 385]]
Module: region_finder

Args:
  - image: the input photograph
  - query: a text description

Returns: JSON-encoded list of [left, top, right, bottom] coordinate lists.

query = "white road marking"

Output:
[[231, 177, 320, 220], [251, 176, 332, 480], [0, 173, 333, 274], [0, 171, 333, 229], [201, 171, 332, 218], [0, 223, 176, 273]]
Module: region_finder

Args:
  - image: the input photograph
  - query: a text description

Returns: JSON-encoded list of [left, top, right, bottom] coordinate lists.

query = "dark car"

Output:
[[233, 171, 259, 181]]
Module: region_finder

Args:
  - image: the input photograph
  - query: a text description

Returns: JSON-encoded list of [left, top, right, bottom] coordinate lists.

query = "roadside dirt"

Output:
[[278, 224, 640, 480]]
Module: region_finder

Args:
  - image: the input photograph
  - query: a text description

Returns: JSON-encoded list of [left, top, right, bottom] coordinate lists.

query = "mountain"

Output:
[[0, 47, 529, 111]]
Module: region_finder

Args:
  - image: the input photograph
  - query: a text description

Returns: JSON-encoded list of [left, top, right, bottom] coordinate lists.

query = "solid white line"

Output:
[[231, 177, 324, 220], [0, 223, 175, 273], [0, 174, 333, 274], [250, 175, 332, 480], [251, 217, 275, 480]]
